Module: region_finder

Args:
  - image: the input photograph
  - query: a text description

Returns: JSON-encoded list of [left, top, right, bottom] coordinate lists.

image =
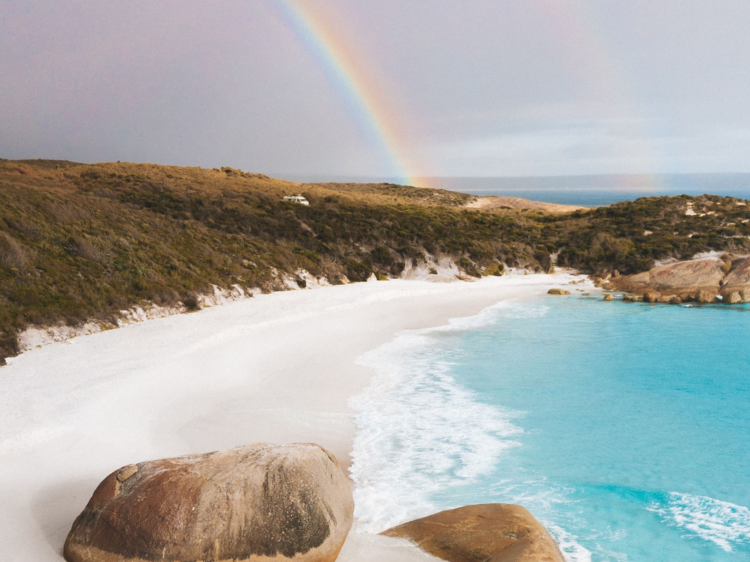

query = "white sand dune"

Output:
[[0, 273, 578, 561]]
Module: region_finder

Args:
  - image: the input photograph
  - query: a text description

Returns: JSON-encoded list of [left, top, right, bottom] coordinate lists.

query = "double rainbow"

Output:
[[271, 0, 419, 186], [273, 1, 661, 194]]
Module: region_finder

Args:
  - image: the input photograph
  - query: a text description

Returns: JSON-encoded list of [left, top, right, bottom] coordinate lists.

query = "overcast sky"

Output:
[[2, 0, 750, 178]]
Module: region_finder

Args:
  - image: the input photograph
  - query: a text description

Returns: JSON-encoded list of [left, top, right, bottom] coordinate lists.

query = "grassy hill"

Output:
[[2, 158, 749, 363]]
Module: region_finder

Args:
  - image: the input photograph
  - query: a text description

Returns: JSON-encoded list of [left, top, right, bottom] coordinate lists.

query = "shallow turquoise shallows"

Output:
[[351, 296, 750, 562]]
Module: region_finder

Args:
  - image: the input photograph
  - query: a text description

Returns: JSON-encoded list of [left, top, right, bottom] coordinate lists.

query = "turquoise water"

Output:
[[351, 296, 750, 561]]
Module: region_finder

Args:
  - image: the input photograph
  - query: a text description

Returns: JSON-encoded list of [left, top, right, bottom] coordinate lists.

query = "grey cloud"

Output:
[[2, 0, 750, 176]]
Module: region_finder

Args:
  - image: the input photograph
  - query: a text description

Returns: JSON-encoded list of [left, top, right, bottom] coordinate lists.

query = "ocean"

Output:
[[275, 173, 750, 207], [350, 295, 750, 561], [427, 175, 750, 207]]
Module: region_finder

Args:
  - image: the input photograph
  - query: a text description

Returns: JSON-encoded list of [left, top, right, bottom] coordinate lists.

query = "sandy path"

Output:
[[466, 195, 584, 213], [0, 273, 577, 561]]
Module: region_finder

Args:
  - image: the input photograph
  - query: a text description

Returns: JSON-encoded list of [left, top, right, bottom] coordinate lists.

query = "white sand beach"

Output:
[[0, 272, 580, 562]]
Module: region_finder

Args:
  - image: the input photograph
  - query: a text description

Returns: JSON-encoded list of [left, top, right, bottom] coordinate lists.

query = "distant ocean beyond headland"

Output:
[[276, 173, 750, 207]]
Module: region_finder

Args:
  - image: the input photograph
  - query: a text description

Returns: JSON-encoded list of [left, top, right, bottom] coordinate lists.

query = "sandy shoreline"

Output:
[[0, 272, 582, 561]]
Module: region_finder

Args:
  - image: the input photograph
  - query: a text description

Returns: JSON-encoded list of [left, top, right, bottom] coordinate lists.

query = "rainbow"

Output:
[[273, 2, 662, 193], [537, 1, 663, 194], [270, 0, 420, 186]]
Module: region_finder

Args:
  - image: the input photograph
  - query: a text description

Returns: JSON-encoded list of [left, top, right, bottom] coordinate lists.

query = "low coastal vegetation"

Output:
[[2, 158, 749, 363]]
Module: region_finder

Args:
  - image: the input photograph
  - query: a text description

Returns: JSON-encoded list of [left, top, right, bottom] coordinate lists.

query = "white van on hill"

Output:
[[283, 195, 309, 206]]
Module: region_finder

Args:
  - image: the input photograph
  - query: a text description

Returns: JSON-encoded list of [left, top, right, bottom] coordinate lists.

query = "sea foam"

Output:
[[348, 301, 543, 533], [546, 523, 594, 562], [648, 493, 750, 552]]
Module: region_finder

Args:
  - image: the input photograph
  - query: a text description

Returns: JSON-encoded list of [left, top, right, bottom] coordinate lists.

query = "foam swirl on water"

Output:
[[648, 493, 750, 552], [349, 301, 592, 561], [546, 524, 594, 562], [349, 302, 541, 533]]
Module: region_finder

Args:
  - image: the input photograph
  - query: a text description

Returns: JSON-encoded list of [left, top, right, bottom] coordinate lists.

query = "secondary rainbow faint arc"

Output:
[[544, 1, 663, 194], [272, 0, 419, 186]]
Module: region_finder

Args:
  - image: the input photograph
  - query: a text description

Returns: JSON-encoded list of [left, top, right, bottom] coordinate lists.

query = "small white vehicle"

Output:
[[283, 194, 309, 206]]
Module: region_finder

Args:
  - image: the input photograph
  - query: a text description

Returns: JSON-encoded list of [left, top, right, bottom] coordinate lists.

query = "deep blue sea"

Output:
[[350, 295, 750, 561]]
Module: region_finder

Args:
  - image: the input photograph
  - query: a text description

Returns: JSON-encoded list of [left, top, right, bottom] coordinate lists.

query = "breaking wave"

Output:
[[648, 493, 750, 552], [348, 301, 544, 533]]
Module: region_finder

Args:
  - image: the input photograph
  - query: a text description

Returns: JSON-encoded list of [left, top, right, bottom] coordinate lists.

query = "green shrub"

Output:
[[482, 261, 504, 276], [346, 259, 372, 282], [1, 159, 748, 364]]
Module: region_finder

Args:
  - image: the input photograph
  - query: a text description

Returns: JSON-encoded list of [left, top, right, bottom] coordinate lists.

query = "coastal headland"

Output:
[[3, 158, 750, 365]]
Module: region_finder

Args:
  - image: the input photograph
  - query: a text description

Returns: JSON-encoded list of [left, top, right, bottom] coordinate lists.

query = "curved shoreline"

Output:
[[0, 273, 582, 561]]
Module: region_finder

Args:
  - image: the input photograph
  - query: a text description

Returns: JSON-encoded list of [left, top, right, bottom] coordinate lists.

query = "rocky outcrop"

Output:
[[381, 504, 564, 562], [64, 443, 353, 562], [643, 291, 661, 303], [547, 288, 570, 296], [603, 294, 614, 301], [611, 256, 750, 304], [721, 256, 750, 298], [611, 258, 725, 298], [724, 291, 743, 304], [696, 290, 717, 304]]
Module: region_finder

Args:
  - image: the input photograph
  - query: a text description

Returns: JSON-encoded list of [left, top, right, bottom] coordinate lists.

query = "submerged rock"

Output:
[[547, 288, 570, 296], [382, 504, 564, 562], [64, 443, 353, 562]]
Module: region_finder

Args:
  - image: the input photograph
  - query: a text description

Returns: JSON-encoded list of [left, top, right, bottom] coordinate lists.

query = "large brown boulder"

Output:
[[695, 290, 717, 304], [643, 291, 661, 303], [381, 504, 564, 562], [722, 256, 750, 296], [64, 443, 353, 562], [547, 288, 570, 296], [611, 258, 725, 298], [722, 291, 743, 304]]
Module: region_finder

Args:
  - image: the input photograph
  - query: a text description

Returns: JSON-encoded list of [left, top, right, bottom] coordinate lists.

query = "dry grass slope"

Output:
[[1, 158, 749, 364]]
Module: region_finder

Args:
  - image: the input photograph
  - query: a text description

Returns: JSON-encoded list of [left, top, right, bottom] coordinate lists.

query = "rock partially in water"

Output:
[[611, 256, 750, 303], [723, 256, 750, 296], [603, 294, 614, 301], [723, 291, 743, 304], [382, 504, 564, 562], [64, 443, 353, 562], [547, 288, 570, 296], [695, 290, 717, 304], [611, 258, 725, 298], [644, 291, 661, 303]]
